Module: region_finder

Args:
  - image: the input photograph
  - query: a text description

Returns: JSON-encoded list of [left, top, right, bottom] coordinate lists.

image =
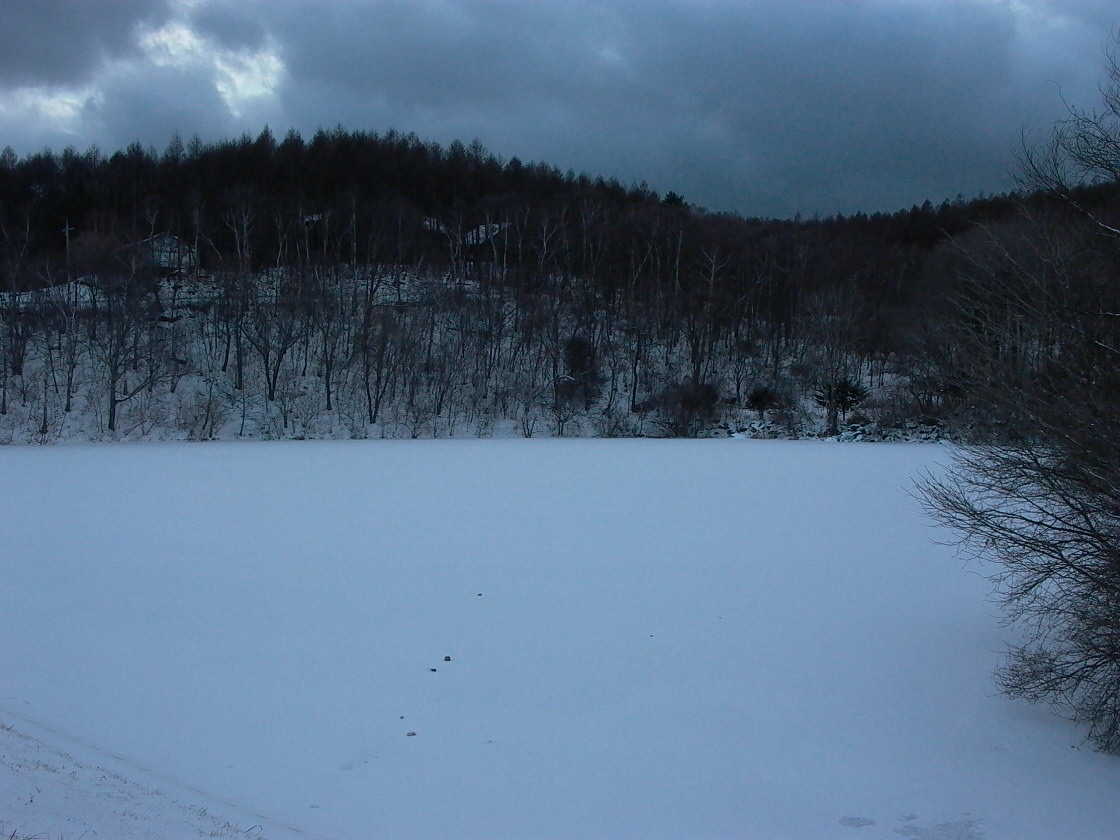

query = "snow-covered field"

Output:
[[1, 439, 1118, 840]]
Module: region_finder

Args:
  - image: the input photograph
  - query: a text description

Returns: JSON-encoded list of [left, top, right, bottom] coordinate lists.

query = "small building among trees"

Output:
[[136, 234, 197, 276]]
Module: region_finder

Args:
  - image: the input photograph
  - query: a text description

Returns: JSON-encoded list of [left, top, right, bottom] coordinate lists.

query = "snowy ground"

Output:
[[1, 439, 1119, 839]]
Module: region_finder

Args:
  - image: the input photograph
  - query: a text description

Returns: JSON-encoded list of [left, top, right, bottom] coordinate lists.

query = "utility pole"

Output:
[[62, 219, 73, 283]]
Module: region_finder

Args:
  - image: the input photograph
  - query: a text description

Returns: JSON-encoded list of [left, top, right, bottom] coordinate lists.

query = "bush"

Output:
[[745, 386, 780, 420], [638, 381, 721, 437], [813, 377, 869, 435]]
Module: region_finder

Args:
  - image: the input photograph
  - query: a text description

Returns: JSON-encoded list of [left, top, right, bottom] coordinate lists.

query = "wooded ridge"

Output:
[[1, 127, 1117, 440]]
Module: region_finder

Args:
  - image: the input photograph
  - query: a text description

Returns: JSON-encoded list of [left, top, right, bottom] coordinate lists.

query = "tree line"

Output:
[[5, 123, 1098, 440]]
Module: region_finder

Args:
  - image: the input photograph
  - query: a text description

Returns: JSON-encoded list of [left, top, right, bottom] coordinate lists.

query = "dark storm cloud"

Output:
[[254, 0, 1111, 215], [0, 0, 174, 86], [1037, 0, 1120, 30], [266, 0, 612, 115], [187, 2, 269, 52], [624, 1, 1032, 215], [0, 0, 1115, 217], [87, 62, 240, 154]]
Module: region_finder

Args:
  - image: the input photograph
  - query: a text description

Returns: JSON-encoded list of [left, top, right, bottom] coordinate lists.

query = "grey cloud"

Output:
[[259, 0, 1113, 215], [86, 63, 238, 154], [246, 0, 1089, 213], [0, 0, 174, 86], [0, 0, 1115, 217], [270, 1, 619, 114], [187, 1, 269, 52], [1037, 0, 1120, 32], [616, 1, 1031, 214]]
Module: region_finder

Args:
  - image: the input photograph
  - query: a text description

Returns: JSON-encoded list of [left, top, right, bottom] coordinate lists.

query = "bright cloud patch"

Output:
[[0, 84, 100, 140], [139, 17, 284, 118], [0, 6, 286, 151], [214, 46, 284, 116]]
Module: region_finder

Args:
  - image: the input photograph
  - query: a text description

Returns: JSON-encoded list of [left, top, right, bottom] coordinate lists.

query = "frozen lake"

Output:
[[2, 439, 1118, 839]]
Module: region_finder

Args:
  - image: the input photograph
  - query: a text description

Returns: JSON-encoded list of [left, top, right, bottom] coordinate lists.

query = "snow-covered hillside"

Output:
[[2, 440, 1118, 839]]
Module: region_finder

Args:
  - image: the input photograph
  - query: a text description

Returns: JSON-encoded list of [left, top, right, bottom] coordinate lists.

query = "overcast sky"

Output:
[[0, 0, 1116, 218]]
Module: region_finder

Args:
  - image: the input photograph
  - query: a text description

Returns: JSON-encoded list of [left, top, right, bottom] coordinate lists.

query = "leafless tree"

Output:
[[919, 282, 1120, 749], [920, 36, 1120, 749], [1016, 30, 1120, 240], [93, 252, 169, 433]]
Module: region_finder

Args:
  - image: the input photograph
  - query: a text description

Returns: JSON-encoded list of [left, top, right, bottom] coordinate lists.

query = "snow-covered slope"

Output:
[[0, 714, 311, 839], [1, 440, 1118, 839]]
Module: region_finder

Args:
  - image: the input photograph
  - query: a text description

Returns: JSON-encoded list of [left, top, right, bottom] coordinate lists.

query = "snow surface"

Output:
[[1, 439, 1118, 839]]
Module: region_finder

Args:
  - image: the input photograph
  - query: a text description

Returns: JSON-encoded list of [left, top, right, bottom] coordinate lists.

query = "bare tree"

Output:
[[1016, 33, 1120, 241], [921, 36, 1120, 749], [800, 286, 864, 435], [919, 283, 1120, 749], [243, 272, 306, 403], [93, 250, 169, 433]]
